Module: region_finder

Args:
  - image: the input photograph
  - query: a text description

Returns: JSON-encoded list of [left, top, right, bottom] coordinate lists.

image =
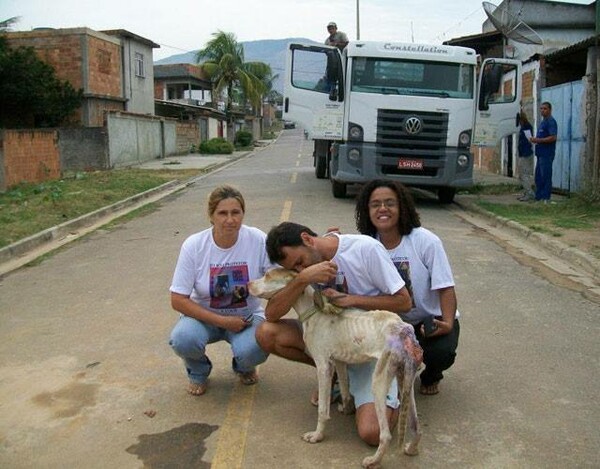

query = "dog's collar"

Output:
[[298, 306, 320, 323]]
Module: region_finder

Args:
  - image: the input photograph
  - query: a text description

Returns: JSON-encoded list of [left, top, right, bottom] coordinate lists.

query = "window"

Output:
[[351, 57, 474, 99], [291, 49, 331, 94], [134, 52, 145, 78]]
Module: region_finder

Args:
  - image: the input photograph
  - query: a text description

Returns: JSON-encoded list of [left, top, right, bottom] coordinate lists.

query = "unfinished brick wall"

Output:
[[9, 32, 85, 89], [87, 36, 122, 97], [176, 122, 200, 153], [1, 130, 60, 189]]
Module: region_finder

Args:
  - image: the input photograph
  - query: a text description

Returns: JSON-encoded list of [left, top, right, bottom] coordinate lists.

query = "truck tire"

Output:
[[332, 180, 347, 198], [315, 154, 327, 179], [438, 187, 456, 204]]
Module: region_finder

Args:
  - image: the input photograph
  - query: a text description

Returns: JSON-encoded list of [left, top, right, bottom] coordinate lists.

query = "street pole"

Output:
[[356, 0, 360, 40]]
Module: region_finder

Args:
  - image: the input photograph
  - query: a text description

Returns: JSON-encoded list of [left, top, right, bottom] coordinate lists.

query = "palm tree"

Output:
[[196, 31, 272, 142], [0, 17, 20, 32]]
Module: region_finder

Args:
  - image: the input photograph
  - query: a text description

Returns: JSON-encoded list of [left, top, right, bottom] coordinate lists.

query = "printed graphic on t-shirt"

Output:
[[314, 270, 348, 294], [209, 263, 249, 309], [393, 260, 415, 308]]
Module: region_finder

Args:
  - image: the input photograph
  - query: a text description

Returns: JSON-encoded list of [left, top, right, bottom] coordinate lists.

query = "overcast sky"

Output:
[[2, 0, 593, 61]]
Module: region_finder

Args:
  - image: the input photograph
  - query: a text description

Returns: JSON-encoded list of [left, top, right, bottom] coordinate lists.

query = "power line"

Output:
[[432, 6, 484, 42]]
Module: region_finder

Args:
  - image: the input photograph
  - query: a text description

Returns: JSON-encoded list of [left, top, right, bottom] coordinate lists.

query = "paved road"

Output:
[[1, 129, 598, 468]]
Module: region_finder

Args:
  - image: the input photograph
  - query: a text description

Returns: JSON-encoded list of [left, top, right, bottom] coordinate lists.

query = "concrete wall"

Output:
[[0, 113, 180, 191], [122, 38, 156, 115], [164, 120, 178, 157], [59, 128, 109, 171], [209, 118, 220, 139], [106, 112, 181, 166]]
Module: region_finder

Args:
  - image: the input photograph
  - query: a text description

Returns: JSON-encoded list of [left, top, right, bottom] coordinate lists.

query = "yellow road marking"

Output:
[[290, 173, 297, 184], [212, 199, 292, 466], [280, 200, 292, 222], [211, 383, 257, 469]]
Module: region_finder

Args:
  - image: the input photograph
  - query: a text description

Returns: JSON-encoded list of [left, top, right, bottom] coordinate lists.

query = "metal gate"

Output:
[[541, 81, 585, 193]]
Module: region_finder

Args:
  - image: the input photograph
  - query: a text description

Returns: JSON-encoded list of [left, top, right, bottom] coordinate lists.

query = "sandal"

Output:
[[419, 382, 440, 395], [237, 370, 259, 385]]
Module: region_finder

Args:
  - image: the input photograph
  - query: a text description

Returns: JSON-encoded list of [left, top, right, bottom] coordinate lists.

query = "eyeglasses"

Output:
[[368, 199, 398, 209]]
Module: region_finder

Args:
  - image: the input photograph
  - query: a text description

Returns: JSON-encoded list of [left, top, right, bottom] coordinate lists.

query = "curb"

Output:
[[0, 150, 254, 277], [454, 198, 600, 282]]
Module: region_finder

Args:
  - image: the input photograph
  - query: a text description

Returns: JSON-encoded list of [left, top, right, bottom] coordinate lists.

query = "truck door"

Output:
[[474, 58, 521, 146], [284, 44, 345, 140]]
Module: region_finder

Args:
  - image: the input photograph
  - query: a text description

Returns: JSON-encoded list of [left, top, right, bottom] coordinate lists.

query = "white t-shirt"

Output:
[[328, 233, 405, 296], [170, 225, 274, 317], [381, 227, 457, 324]]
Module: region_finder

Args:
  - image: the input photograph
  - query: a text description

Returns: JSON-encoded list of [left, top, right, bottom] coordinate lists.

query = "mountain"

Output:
[[154, 37, 320, 93]]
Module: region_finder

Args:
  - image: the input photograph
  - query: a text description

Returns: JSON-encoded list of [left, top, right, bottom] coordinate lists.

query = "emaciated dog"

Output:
[[248, 268, 423, 469]]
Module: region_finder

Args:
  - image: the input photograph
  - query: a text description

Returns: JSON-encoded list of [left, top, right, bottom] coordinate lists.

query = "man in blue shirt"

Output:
[[530, 102, 558, 203]]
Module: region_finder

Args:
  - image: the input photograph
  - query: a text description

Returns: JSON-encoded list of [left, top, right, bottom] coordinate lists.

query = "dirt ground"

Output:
[[559, 220, 600, 259]]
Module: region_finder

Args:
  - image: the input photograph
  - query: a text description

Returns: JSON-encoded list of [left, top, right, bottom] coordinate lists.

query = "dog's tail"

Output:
[[387, 322, 423, 455]]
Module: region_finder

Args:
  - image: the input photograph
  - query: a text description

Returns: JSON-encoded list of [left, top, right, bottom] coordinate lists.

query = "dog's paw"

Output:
[[302, 431, 324, 443], [361, 455, 382, 469]]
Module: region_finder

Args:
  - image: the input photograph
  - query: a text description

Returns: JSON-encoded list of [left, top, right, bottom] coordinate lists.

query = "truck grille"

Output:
[[376, 109, 448, 176]]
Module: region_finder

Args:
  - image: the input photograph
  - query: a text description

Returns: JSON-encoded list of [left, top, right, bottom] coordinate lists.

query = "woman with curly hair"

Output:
[[355, 180, 460, 395]]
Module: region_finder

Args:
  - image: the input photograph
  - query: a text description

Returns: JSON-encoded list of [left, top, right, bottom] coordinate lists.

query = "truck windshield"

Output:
[[351, 57, 474, 99]]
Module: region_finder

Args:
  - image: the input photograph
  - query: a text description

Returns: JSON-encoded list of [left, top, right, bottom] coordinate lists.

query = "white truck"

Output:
[[283, 41, 521, 203]]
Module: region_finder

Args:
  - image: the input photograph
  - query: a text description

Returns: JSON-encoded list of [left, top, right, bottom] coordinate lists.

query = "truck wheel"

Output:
[[438, 187, 456, 204], [332, 180, 347, 198], [315, 155, 327, 179]]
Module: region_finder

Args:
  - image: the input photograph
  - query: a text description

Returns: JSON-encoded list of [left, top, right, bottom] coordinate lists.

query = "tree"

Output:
[[0, 17, 20, 32], [0, 35, 83, 128], [196, 31, 272, 141]]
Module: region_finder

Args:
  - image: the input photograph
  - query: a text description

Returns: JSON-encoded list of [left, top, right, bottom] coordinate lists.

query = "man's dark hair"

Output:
[[266, 222, 317, 263], [541, 101, 552, 110], [355, 179, 421, 237]]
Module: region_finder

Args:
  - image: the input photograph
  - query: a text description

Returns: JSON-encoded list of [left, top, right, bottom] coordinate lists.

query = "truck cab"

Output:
[[283, 41, 521, 203]]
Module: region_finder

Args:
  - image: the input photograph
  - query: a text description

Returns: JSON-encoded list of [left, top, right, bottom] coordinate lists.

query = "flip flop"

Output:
[[419, 382, 439, 395], [237, 370, 259, 385]]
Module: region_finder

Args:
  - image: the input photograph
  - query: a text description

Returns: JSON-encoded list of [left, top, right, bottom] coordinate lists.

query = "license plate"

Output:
[[397, 158, 423, 170]]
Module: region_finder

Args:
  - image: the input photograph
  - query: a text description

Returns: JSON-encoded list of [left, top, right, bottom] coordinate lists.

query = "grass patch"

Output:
[[476, 196, 600, 235], [459, 183, 521, 195], [0, 168, 203, 249]]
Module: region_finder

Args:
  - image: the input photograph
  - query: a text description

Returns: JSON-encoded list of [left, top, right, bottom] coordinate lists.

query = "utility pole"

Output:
[[356, 0, 360, 40]]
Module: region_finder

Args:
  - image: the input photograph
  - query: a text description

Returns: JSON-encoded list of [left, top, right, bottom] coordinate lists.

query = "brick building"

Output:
[[5, 28, 159, 127]]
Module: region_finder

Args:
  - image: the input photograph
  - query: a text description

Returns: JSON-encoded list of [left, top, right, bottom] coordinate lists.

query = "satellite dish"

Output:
[[482, 1, 543, 45]]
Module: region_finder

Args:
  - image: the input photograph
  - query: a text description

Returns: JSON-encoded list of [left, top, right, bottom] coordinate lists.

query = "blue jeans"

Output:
[[535, 155, 554, 200], [169, 315, 268, 384]]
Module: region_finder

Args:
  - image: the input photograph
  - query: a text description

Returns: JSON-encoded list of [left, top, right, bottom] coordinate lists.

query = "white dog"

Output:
[[248, 268, 423, 469]]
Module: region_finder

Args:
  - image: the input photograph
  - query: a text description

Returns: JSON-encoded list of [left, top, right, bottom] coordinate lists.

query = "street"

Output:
[[0, 129, 598, 468]]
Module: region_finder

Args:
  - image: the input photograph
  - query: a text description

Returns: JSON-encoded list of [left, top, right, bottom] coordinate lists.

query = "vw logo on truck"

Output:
[[404, 116, 422, 135]]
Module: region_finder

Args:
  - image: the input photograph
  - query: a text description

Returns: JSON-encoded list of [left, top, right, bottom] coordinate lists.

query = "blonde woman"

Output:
[[169, 185, 272, 395]]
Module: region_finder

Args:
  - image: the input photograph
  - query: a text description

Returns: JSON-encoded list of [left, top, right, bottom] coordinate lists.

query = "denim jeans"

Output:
[[535, 155, 554, 201], [169, 314, 268, 384]]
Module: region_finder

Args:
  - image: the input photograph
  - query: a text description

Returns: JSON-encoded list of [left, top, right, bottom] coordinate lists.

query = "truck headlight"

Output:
[[348, 149, 361, 162], [348, 123, 364, 141], [457, 154, 469, 167], [458, 130, 471, 148]]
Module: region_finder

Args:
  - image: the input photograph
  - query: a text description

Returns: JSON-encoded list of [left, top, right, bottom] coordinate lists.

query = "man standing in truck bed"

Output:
[[325, 22, 348, 50]]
